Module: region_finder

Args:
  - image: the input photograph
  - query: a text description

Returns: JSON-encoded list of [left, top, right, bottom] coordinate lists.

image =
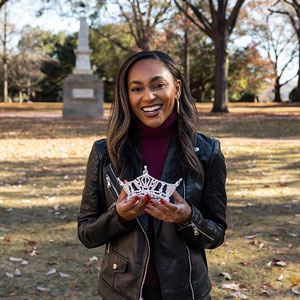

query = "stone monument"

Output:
[[63, 17, 103, 118]]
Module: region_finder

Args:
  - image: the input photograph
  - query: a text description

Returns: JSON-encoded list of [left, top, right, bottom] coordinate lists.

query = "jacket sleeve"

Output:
[[77, 141, 135, 249], [178, 140, 227, 249]]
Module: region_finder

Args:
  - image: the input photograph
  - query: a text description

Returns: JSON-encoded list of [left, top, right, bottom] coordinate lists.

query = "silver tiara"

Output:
[[117, 166, 182, 202]]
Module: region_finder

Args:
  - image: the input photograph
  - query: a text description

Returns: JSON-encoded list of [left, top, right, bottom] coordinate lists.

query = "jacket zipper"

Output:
[[190, 220, 214, 241], [182, 238, 195, 300], [182, 180, 195, 300], [183, 178, 214, 242], [136, 219, 150, 300], [105, 173, 119, 200]]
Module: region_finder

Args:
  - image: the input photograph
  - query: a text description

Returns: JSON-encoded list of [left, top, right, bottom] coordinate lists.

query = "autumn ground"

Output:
[[0, 102, 300, 300]]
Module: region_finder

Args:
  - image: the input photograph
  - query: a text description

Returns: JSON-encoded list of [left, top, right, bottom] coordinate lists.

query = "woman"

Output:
[[78, 51, 227, 300]]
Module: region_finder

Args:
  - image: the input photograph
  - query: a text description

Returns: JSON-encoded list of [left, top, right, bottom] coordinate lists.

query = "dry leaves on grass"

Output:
[[225, 291, 248, 299]]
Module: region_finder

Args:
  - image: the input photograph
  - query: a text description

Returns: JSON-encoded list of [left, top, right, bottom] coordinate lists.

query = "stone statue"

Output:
[[73, 17, 93, 75], [62, 17, 104, 118]]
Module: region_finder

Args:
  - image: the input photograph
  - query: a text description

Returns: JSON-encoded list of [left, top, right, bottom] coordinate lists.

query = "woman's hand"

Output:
[[144, 190, 191, 224], [116, 189, 149, 222]]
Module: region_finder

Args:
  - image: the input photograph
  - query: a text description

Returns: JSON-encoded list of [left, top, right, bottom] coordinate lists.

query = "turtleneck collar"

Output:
[[135, 110, 178, 140]]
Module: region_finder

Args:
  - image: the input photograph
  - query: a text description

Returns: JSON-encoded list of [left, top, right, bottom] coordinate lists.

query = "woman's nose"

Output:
[[142, 88, 155, 101]]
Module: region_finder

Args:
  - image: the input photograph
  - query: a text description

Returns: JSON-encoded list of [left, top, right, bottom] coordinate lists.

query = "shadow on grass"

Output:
[[1, 114, 300, 140], [0, 118, 108, 139]]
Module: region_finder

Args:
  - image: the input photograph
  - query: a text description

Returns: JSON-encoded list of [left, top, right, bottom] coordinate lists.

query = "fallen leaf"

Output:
[[27, 247, 38, 256], [45, 268, 56, 276], [14, 268, 22, 277], [89, 256, 98, 262], [275, 261, 286, 267], [245, 233, 262, 239], [4, 235, 11, 242], [287, 232, 298, 238], [277, 274, 284, 281], [9, 257, 23, 262], [291, 287, 300, 295], [219, 272, 232, 280], [36, 286, 50, 292], [260, 289, 272, 296], [60, 272, 71, 277], [21, 260, 28, 265], [0, 227, 10, 232], [6, 272, 14, 278], [225, 292, 248, 299], [266, 261, 272, 267], [221, 283, 239, 290]]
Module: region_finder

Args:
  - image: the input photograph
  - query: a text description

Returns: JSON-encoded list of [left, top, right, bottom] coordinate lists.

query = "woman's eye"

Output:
[[154, 83, 165, 89], [131, 87, 142, 92]]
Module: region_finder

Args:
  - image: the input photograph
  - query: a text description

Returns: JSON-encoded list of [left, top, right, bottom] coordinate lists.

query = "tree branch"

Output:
[[227, 0, 245, 35], [174, 0, 214, 40]]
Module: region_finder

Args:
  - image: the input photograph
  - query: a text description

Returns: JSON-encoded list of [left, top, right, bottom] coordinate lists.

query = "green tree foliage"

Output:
[[228, 44, 273, 101], [89, 23, 135, 101], [38, 33, 76, 101], [15, 26, 76, 101]]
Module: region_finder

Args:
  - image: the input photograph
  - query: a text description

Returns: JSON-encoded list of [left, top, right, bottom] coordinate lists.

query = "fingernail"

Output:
[[124, 179, 128, 183], [134, 196, 139, 201], [160, 199, 165, 204], [145, 194, 151, 200], [147, 199, 152, 204]]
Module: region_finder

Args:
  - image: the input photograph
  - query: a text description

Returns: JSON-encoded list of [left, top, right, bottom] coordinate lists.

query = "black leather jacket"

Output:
[[77, 133, 227, 300]]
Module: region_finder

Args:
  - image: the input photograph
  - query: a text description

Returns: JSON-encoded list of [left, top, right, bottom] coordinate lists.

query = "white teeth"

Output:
[[142, 105, 161, 112]]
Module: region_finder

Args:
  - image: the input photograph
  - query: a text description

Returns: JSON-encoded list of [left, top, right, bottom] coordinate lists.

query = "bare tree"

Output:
[[260, 16, 297, 102], [174, 0, 246, 112], [0, 2, 15, 102], [117, 0, 171, 51], [270, 0, 300, 102]]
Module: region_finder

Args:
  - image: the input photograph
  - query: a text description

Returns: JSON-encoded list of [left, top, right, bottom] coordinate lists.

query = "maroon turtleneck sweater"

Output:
[[135, 111, 178, 289]]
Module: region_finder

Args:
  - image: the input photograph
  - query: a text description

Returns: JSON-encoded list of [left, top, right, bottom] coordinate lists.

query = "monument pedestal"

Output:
[[63, 74, 104, 118]]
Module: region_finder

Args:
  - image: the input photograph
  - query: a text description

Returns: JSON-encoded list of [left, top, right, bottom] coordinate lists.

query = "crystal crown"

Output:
[[117, 166, 182, 202]]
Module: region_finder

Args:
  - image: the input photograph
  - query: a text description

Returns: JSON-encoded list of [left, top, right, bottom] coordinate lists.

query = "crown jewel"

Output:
[[118, 166, 182, 202]]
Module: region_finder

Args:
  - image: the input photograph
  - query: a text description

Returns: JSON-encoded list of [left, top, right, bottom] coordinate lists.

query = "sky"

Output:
[[8, 0, 82, 34]]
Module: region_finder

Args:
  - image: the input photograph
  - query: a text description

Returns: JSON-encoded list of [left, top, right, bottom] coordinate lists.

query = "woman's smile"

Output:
[[141, 104, 162, 116]]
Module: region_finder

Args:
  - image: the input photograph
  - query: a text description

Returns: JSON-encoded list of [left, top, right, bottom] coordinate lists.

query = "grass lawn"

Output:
[[0, 102, 299, 300]]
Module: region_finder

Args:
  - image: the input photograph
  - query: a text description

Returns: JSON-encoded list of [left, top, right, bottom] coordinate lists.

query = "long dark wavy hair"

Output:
[[107, 51, 202, 180]]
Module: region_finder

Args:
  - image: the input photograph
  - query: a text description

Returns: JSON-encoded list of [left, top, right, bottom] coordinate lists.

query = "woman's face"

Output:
[[127, 59, 181, 128]]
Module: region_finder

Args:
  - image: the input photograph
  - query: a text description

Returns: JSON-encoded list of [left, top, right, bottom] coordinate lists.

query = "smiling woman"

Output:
[[127, 59, 181, 128], [77, 51, 227, 300]]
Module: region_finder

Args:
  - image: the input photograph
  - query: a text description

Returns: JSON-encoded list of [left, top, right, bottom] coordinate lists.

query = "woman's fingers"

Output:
[[145, 195, 191, 224], [172, 190, 185, 204]]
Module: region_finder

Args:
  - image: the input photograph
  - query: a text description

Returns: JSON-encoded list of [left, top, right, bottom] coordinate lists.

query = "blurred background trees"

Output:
[[0, 0, 299, 107]]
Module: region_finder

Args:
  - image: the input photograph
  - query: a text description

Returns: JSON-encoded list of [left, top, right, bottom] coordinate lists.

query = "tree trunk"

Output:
[[273, 78, 281, 102], [2, 3, 8, 103], [19, 89, 23, 103], [212, 33, 229, 112], [27, 79, 31, 101], [183, 3, 190, 91], [293, 47, 300, 102]]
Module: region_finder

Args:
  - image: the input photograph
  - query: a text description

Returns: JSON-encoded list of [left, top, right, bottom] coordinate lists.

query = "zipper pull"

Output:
[[191, 221, 199, 236], [105, 174, 111, 188]]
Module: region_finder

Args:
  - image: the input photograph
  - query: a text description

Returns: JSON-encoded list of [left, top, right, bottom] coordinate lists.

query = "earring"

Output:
[[176, 98, 180, 115]]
